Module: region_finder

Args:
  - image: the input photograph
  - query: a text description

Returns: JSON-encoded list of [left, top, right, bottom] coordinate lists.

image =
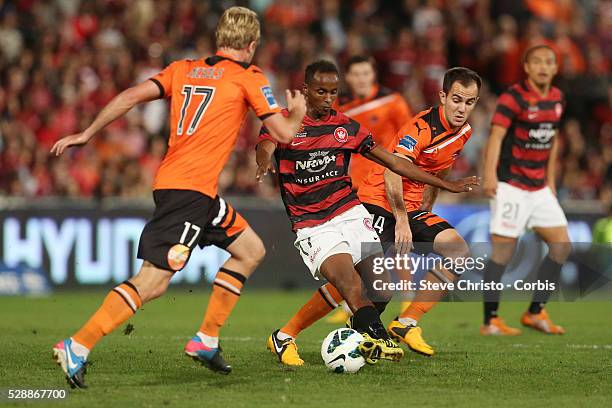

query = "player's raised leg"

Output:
[[186, 224, 265, 373], [268, 252, 395, 366], [318, 253, 402, 363], [268, 283, 343, 366], [52, 262, 173, 388], [520, 225, 571, 334], [269, 258, 401, 366]]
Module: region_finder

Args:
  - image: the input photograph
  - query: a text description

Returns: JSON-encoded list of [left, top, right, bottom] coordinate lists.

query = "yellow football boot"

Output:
[[387, 319, 434, 356], [358, 333, 404, 364], [267, 330, 304, 366]]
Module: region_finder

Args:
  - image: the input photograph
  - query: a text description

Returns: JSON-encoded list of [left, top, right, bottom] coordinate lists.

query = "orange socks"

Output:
[[400, 268, 453, 323], [73, 281, 142, 350], [400, 301, 435, 322], [200, 268, 246, 338], [280, 283, 344, 338]]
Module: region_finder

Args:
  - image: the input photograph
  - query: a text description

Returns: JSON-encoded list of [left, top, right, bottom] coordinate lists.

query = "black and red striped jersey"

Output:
[[259, 109, 375, 231], [491, 80, 564, 191]]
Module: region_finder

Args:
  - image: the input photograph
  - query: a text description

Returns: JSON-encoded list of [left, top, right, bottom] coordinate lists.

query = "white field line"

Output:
[[511, 343, 612, 350]]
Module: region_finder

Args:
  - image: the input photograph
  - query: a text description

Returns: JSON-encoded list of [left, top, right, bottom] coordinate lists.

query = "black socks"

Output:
[[352, 305, 390, 340], [529, 256, 563, 314], [483, 260, 507, 324]]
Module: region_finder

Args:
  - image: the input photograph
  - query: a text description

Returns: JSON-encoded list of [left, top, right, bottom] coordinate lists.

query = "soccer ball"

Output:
[[321, 328, 365, 373]]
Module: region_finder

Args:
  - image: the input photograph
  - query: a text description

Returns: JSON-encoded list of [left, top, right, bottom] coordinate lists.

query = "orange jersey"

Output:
[[151, 53, 281, 197], [358, 106, 472, 212], [336, 86, 411, 189]]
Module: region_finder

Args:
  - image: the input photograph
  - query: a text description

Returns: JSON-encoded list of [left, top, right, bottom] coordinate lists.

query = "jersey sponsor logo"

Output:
[[334, 127, 349, 143], [260, 86, 279, 109], [293, 170, 340, 184], [167, 243, 190, 271], [291, 140, 308, 146], [528, 123, 555, 144], [399, 135, 417, 152], [296, 151, 337, 173]]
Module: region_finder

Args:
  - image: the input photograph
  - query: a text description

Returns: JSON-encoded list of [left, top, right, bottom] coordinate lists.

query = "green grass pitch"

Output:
[[0, 290, 610, 407]]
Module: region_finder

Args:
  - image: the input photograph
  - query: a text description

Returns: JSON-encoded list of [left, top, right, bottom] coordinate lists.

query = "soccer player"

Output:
[[49, 7, 307, 387], [266, 67, 482, 363], [257, 61, 480, 366], [338, 55, 412, 190], [480, 45, 570, 335], [327, 55, 413, 323], [360, 67, 481, 356]]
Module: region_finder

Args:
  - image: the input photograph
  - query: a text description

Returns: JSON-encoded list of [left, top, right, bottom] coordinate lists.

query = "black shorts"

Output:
[[137, 189, 248, 271], [363, 203, 453, 252]]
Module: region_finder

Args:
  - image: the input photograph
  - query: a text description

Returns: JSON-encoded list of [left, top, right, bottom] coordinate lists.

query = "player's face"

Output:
[[524, 48, 558, 87], [439, 82, 479, 128], [303, 72, 339, 117], [345, 62, 376, 98]]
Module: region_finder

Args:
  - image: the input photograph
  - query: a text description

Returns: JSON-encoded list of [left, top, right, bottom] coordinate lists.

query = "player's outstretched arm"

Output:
[[364, 146, 480, 193], [255, 139, 277, 182], [384, 166, 413, 254], [51, 80, 161, 156], [261, 90, 307, 144], [420, 167, 451, 211], [482, 125, 507, 198]]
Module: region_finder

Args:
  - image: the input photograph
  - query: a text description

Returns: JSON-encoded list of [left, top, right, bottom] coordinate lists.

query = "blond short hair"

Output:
[[216, 7, 260, 50]]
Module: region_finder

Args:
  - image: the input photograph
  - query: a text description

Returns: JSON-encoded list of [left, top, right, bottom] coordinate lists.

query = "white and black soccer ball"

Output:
[[321, 328, 365, 374]]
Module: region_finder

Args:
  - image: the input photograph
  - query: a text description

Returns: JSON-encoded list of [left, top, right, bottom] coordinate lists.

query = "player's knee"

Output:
[[490, 235, 518, 265], [548, 241, 572, 263], [138, 279, 170, 302], [241, 237, 266, 270], [491, 250, 513, 266], [131, 264, 173, 302], [439, 236, 470, 262], [147, 282, 169, 301], [456, 240, 470, 260], [250, 238, 267, 265]]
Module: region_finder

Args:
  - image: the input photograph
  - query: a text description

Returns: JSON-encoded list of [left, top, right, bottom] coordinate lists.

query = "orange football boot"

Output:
[[520, 309, 565, 334], [480, 317, 522, 336]]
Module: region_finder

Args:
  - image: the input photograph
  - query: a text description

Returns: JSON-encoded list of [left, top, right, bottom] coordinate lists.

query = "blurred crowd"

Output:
[[0, 0, 610, 204]]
